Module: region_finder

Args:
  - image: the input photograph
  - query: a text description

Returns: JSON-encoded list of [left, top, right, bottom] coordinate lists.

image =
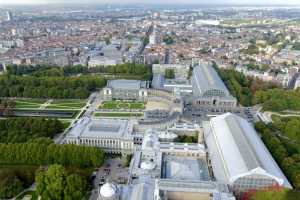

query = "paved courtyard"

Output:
[[90, 157, 130, 200]]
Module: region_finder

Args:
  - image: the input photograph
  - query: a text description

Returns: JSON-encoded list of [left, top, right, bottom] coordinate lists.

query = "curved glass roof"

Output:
[[192, 64, 230, 97]]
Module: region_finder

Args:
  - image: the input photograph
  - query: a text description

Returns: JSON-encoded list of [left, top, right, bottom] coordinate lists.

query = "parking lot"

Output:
[[89, 157, 130, 200], [182, 105, 257, 123]]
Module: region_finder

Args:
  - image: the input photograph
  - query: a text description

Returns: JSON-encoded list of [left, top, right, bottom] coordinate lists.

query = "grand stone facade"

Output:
[[65, 118, 135, 155], [152, 64, 190, 79], [102, 79, 149, 101], [97, 129, 235, 200]]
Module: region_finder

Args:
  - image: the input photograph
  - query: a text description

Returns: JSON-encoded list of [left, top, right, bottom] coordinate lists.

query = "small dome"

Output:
[[100, 182, 117, 198], [141, 160, 156, 170]]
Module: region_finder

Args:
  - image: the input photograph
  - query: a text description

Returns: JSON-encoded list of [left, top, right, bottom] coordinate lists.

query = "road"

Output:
[[83, 91, 102, 118]]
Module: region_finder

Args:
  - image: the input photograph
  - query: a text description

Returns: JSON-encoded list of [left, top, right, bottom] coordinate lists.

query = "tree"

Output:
[[294, 173, 300, 189], [0, 118, 64, 143], [36, 165, 87, 200], [36, 165, 66, 200], [0, 173, 23, 199], [163, 35, 175, 45], [0, 75, 107, 99], [0, 140, 105, 168], [285, 119, 300, 141], [64, 174, 87, 200], [165, 69, 175, 79], [274, 145, 288, 162]]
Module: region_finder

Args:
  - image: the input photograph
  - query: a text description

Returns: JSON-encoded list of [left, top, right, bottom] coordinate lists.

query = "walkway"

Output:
[[39, 99, 53, 109], [264, 111, 300, 122]]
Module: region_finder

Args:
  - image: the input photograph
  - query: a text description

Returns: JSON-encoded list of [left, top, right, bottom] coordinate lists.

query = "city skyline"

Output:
[[1, 2, 300, 200], [1, 0, 300, 5]]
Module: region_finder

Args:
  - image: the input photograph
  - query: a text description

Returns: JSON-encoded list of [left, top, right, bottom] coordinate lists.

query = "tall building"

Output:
[[6, 11, 12, 21]]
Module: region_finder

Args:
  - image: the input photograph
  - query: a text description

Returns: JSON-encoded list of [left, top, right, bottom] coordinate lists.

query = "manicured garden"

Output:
[[99, 101, 145, 110], [14, 99, 46, 109], [94, 112, 143, 117], [1, 98, 87, 110], [45, 99, 87, 110]]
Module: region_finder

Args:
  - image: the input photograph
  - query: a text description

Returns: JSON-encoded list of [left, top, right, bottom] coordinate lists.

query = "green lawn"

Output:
[[46, 100, 87, 110], [101, 101, 119, 109], [15, 103, 41, 109], [100, 101, 145, 110], [129, 102, 145, 109], [94, 112, 143, 117], [16, 99, 46, 104], [118, 103, 130, 109], [14, 99, 46, 109], [46, 104, 85, 109], [52, 99, 86, 104]]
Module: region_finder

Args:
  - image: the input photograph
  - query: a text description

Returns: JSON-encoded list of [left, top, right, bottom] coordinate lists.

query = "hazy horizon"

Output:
[[1, 0, 300, 6]]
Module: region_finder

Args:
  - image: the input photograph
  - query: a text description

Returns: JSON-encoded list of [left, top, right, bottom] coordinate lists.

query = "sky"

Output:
[[0, 0, 300, 5]]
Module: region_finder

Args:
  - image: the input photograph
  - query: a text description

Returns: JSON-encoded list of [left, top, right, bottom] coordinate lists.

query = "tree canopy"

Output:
[[255, 89, 300, 112], [0, 75, 106, 99], [6, 63, 152, 80], [165, 68, 175, 79], [215, 64, 278, 107], [245, 188, 300, 200], [0, 138, 105, 168], [36, 164, 87, 200], [0, 118, 63, 143], [0, 166, 37, 199], [255, 121, 300, 190]]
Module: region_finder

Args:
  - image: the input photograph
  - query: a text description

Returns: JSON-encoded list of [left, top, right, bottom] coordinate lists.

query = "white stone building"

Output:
[[65, 117, 135, 155], [102, 79, 149, 101], [152, 64, 190, 79], [97, 129, 236, 200]]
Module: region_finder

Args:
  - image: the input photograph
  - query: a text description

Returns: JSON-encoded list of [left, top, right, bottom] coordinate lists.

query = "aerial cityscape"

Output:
[[1, 1, 300, 200]]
